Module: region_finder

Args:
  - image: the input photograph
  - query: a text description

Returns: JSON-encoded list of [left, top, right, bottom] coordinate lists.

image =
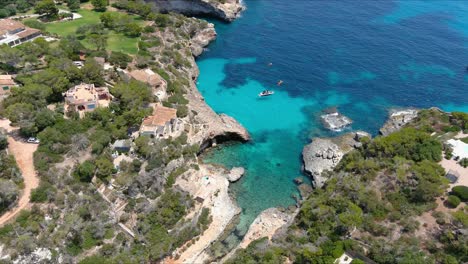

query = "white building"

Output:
[[447, 139, 468, 159], [0, 19, 42, 47]]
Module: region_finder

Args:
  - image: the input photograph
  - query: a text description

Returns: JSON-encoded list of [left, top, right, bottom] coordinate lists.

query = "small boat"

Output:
[[259, 90, 274, 97], [277, 80, 283, 86]]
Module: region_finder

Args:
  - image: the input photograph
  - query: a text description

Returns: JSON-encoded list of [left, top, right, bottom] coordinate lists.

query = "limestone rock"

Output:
[[379, 108, 418, 136], [227, 167, 245, 182], [150, 0, 245, 22], [302, 131, 371, 188], [191, 23, 217, 57], [302, 138, 343, 188]]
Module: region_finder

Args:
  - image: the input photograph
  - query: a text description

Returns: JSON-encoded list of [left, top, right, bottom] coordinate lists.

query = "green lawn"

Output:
[[45, 10, 140, 54]]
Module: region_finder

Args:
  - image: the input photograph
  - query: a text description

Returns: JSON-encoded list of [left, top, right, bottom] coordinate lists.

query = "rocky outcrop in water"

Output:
[[379, 108, 419, 136], [302, 131, 371, 188], [227, 167, 244, 182], [320, 108, 352, 131], [150, 0, 245, 22]]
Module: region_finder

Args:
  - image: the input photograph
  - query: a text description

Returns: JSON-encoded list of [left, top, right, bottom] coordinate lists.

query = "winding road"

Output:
[[0, 119, 39, 226]]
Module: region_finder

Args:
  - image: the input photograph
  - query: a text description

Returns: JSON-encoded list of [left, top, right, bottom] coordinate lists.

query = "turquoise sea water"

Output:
[[196, 0, 468, 244]]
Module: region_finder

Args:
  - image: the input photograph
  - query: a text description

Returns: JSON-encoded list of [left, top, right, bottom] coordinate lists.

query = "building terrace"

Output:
[[63, 83, 112, 117]]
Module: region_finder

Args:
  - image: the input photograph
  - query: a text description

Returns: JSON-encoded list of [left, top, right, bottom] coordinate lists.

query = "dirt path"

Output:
[[0, 119, 39, 226]]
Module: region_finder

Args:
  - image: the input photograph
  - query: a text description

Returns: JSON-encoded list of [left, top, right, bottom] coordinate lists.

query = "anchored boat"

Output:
[[259, 90, 274, 97]]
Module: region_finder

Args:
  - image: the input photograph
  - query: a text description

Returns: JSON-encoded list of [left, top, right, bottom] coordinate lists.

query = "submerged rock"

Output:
[[227, 167, 245, 182], [320, 108, 353, 131], [298, 183, 313, 199], [294, 177, 304, 185], [380, 108, 419, 136]]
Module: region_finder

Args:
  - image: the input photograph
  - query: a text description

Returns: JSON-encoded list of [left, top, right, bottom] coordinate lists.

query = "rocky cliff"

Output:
[[185, 24, 250, 149], [379, 108, 419, 136], [150, 0, 245, 22], [302, 131, 370, 188]]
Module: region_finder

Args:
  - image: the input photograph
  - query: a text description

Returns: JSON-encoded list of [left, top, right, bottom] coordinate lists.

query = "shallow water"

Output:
[[197, 0, 468, 243]]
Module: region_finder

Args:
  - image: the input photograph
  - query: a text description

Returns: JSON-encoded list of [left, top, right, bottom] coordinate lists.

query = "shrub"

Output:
[[30, 183, 52, 202], [176, 105, 188, 118], [23, 19, 46, 31], [0, 135, 7, 150], [459, 158, 468, 168], [451, 185, 468, 202], [446, 195, 461, 208], [73, 160, 96, 182]]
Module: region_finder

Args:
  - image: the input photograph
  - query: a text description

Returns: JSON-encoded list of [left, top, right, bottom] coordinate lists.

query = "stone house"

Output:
[[128, 69, 168, 101], [63, 83, 112, 117], [0, 19, 42, 47], [139, 105, 182, 138]]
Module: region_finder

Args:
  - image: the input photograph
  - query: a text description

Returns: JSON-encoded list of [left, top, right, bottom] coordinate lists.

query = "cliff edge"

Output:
[[150, 0, 245, 22]]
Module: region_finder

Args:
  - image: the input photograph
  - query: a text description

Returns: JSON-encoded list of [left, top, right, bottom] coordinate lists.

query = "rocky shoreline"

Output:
[[302, 131, 370, 188], [150, 0, 245, 22], [379, 108, 419, 136], [303, 108, 419, 188]]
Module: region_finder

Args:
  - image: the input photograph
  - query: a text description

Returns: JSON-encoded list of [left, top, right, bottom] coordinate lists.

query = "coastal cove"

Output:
[[196, 0, 468, 247]]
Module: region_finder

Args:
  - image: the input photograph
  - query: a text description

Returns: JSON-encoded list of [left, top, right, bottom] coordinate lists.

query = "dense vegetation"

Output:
[[228, 112, 467, 264], [0, 1, 218, 262]]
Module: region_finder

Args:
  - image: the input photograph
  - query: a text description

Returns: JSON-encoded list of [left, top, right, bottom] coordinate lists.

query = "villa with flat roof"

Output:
[[447, 139, 468, 159], [140, 105, 182, 138], [0, 19, 42, 47], [63, 83, 112, 117]]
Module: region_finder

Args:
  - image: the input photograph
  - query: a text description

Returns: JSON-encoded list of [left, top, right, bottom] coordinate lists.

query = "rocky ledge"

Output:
[[379, 108, 418, 136], [302, 131, 370, 188], [190, 22, 217, 57], [151, 0, 245, 22], [320, 108, 353, 131]]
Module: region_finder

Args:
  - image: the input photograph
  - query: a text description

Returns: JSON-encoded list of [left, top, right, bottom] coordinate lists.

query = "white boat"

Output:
[[259, 90, 274, 97]]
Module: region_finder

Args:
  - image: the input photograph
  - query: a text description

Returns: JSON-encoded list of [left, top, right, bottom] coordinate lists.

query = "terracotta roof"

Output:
[[142, 105, 177, 127], [16, 28, 40, 39], [0, 19, 24, 33], [129, 69, 165, 87], [0, 75, 16, 86]]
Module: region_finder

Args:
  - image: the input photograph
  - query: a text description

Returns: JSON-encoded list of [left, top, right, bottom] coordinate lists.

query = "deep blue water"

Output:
[[196, 0, 468, 244]]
